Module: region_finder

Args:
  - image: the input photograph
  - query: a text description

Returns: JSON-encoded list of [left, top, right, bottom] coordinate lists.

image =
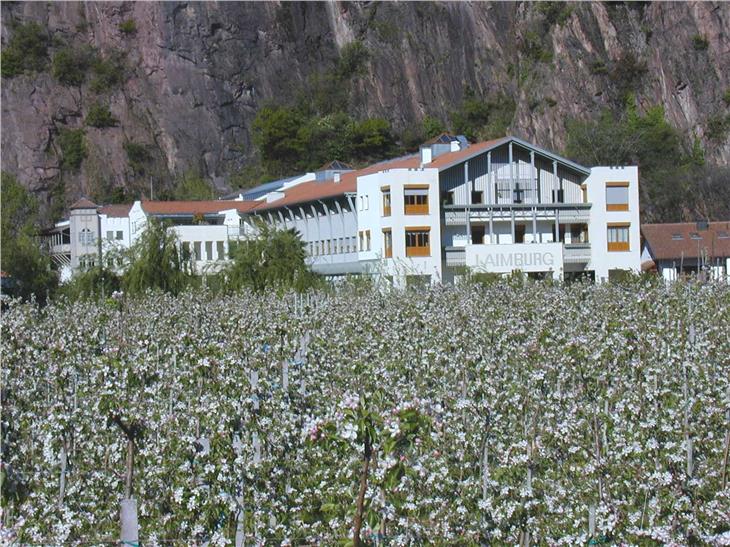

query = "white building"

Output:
[[48, 135, 643, 285]]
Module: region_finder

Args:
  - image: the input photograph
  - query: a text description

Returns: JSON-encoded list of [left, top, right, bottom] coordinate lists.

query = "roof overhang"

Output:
[[435, 136, 591, 176]]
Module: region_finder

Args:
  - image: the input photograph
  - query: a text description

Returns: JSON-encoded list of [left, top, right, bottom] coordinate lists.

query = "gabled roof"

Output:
[[141, 200, 261, 216], [428, 136, 591, 175], [99, 204, 132, 217], [70, 197, 98, 210], [642, 222, 730, 260]]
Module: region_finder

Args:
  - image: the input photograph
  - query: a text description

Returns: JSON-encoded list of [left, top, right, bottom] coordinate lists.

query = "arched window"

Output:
[[79, 228, 95, 246]]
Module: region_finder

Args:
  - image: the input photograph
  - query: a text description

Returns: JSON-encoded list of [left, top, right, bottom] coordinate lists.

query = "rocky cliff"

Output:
[[2, 1, 729, 222]]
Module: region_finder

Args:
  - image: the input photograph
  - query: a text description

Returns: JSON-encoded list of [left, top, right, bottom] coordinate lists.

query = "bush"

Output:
[[119, 19, 137, 35], [537, 1, 573, 26], [57, 128, 87, 170], [610, 53, 647, 99], [336, 40, 370, 80], [723, 89, 730, 107], [85, 102, 118, 128], [450, 89, 516, 141], [51, 46, 93, 86], [60, 267, 121, 301], [90, 51, 125, 92], [0, 22, 49, 78], [706, 114, 730, 142], [692, 34, 709, 51], [123, 141, 153, 173], [518, 30, 553, 63]]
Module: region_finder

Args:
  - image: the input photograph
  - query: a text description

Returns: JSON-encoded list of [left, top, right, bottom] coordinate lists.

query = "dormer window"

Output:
[[671, 234, 683, 240]]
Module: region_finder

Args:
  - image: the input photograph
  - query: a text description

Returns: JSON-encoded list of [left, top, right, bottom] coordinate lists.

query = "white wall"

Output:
[[584, 166, 641, 281], [357, 167, 442, 286]]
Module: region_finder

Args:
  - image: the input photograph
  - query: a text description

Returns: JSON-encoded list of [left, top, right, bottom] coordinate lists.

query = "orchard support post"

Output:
[[121, 498, 139, 546]]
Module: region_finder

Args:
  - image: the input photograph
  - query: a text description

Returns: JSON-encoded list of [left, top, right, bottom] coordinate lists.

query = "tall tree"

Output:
[[223, 221, 320, 293], [122, 218, 190, 295], [0, 172, 57, 302]]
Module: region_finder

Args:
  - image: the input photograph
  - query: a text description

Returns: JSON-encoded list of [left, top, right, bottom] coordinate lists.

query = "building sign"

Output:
[[465, 243, 563, 274]]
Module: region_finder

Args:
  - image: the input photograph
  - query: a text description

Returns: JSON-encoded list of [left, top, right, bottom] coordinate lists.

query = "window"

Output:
[[116, 231, 123, 240], [689, 232, 702, 240], [405, 227, 431, 257], [442, 191, 454, 206], [672, 234, 683, 240], [364, 196, 369, 210], [365, 230, 371, 251], [205, 241, 213, 260], [382, 187, 391, 216], [552, 189, 565, 203], [383, 229, 393, 258], [216, 241, 225, 260], [106, 231, 114, 241], [193, 241, 202, 260], [718, 231, 730, 239], [404, 185, 429, 215], [471, 190, 483, 205], [606, 182, 629, 211], [607, 223, 630, 252], [79, 228, 95, 246], [182, 242, 191, 260]]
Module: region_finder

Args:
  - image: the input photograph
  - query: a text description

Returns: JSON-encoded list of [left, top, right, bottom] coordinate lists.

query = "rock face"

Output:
[[2, 1, 729, 221]]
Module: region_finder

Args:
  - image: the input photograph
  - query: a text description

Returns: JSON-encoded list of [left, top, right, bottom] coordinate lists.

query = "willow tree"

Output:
[[122, 218, 190, 295]]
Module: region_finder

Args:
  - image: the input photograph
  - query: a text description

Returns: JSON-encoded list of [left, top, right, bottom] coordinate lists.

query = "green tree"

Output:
[[0, 22, 49, 78], [51, 46, 93, 86], [0, 173, 57, 302], [252, 106, 307, 177], [223, 222, 320, 293], [348, 118, 395, 162], [173, 171, 215, 201], [423, 115, 446, 139], [85, 102, 118, 128], [122, 219, 190, 295], [450, 90, 515, 141], [57, 128, 87, 170]]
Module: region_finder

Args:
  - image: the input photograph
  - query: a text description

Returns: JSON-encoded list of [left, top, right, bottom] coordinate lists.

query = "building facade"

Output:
[[641, 222, 730, 282], [48, 135, 644, 285]]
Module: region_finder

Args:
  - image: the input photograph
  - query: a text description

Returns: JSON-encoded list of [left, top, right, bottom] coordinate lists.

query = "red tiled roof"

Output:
[[428, 137, 508, 170], [642, 222, 730, 260], [141, 200, 261, 215], [254, 138, 508, 210], [256, 154, 421, 210], [70, 197, 98, 210], [99, 204, 132, 217]]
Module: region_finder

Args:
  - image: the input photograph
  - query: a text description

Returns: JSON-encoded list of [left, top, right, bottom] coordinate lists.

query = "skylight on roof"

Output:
[[718, 231, 730, 239], [690, 232, 702, 240], [671, 234, 683, 240]]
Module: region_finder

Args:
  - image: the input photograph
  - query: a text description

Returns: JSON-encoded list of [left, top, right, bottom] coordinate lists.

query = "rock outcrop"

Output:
[[2, 1, 728, 221]]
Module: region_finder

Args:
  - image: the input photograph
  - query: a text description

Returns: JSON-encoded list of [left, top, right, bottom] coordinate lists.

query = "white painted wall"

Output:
[[357, 167, 442, 286], [584, 166, 641, 281]]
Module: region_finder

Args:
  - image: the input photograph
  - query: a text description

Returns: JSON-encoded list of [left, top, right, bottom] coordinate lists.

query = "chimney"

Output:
[[334, 172, 341, 183], [420, 146, 432, 165]]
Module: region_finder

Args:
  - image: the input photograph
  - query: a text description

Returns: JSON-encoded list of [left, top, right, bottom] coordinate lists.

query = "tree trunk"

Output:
[[353, 434, 372, 547]]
